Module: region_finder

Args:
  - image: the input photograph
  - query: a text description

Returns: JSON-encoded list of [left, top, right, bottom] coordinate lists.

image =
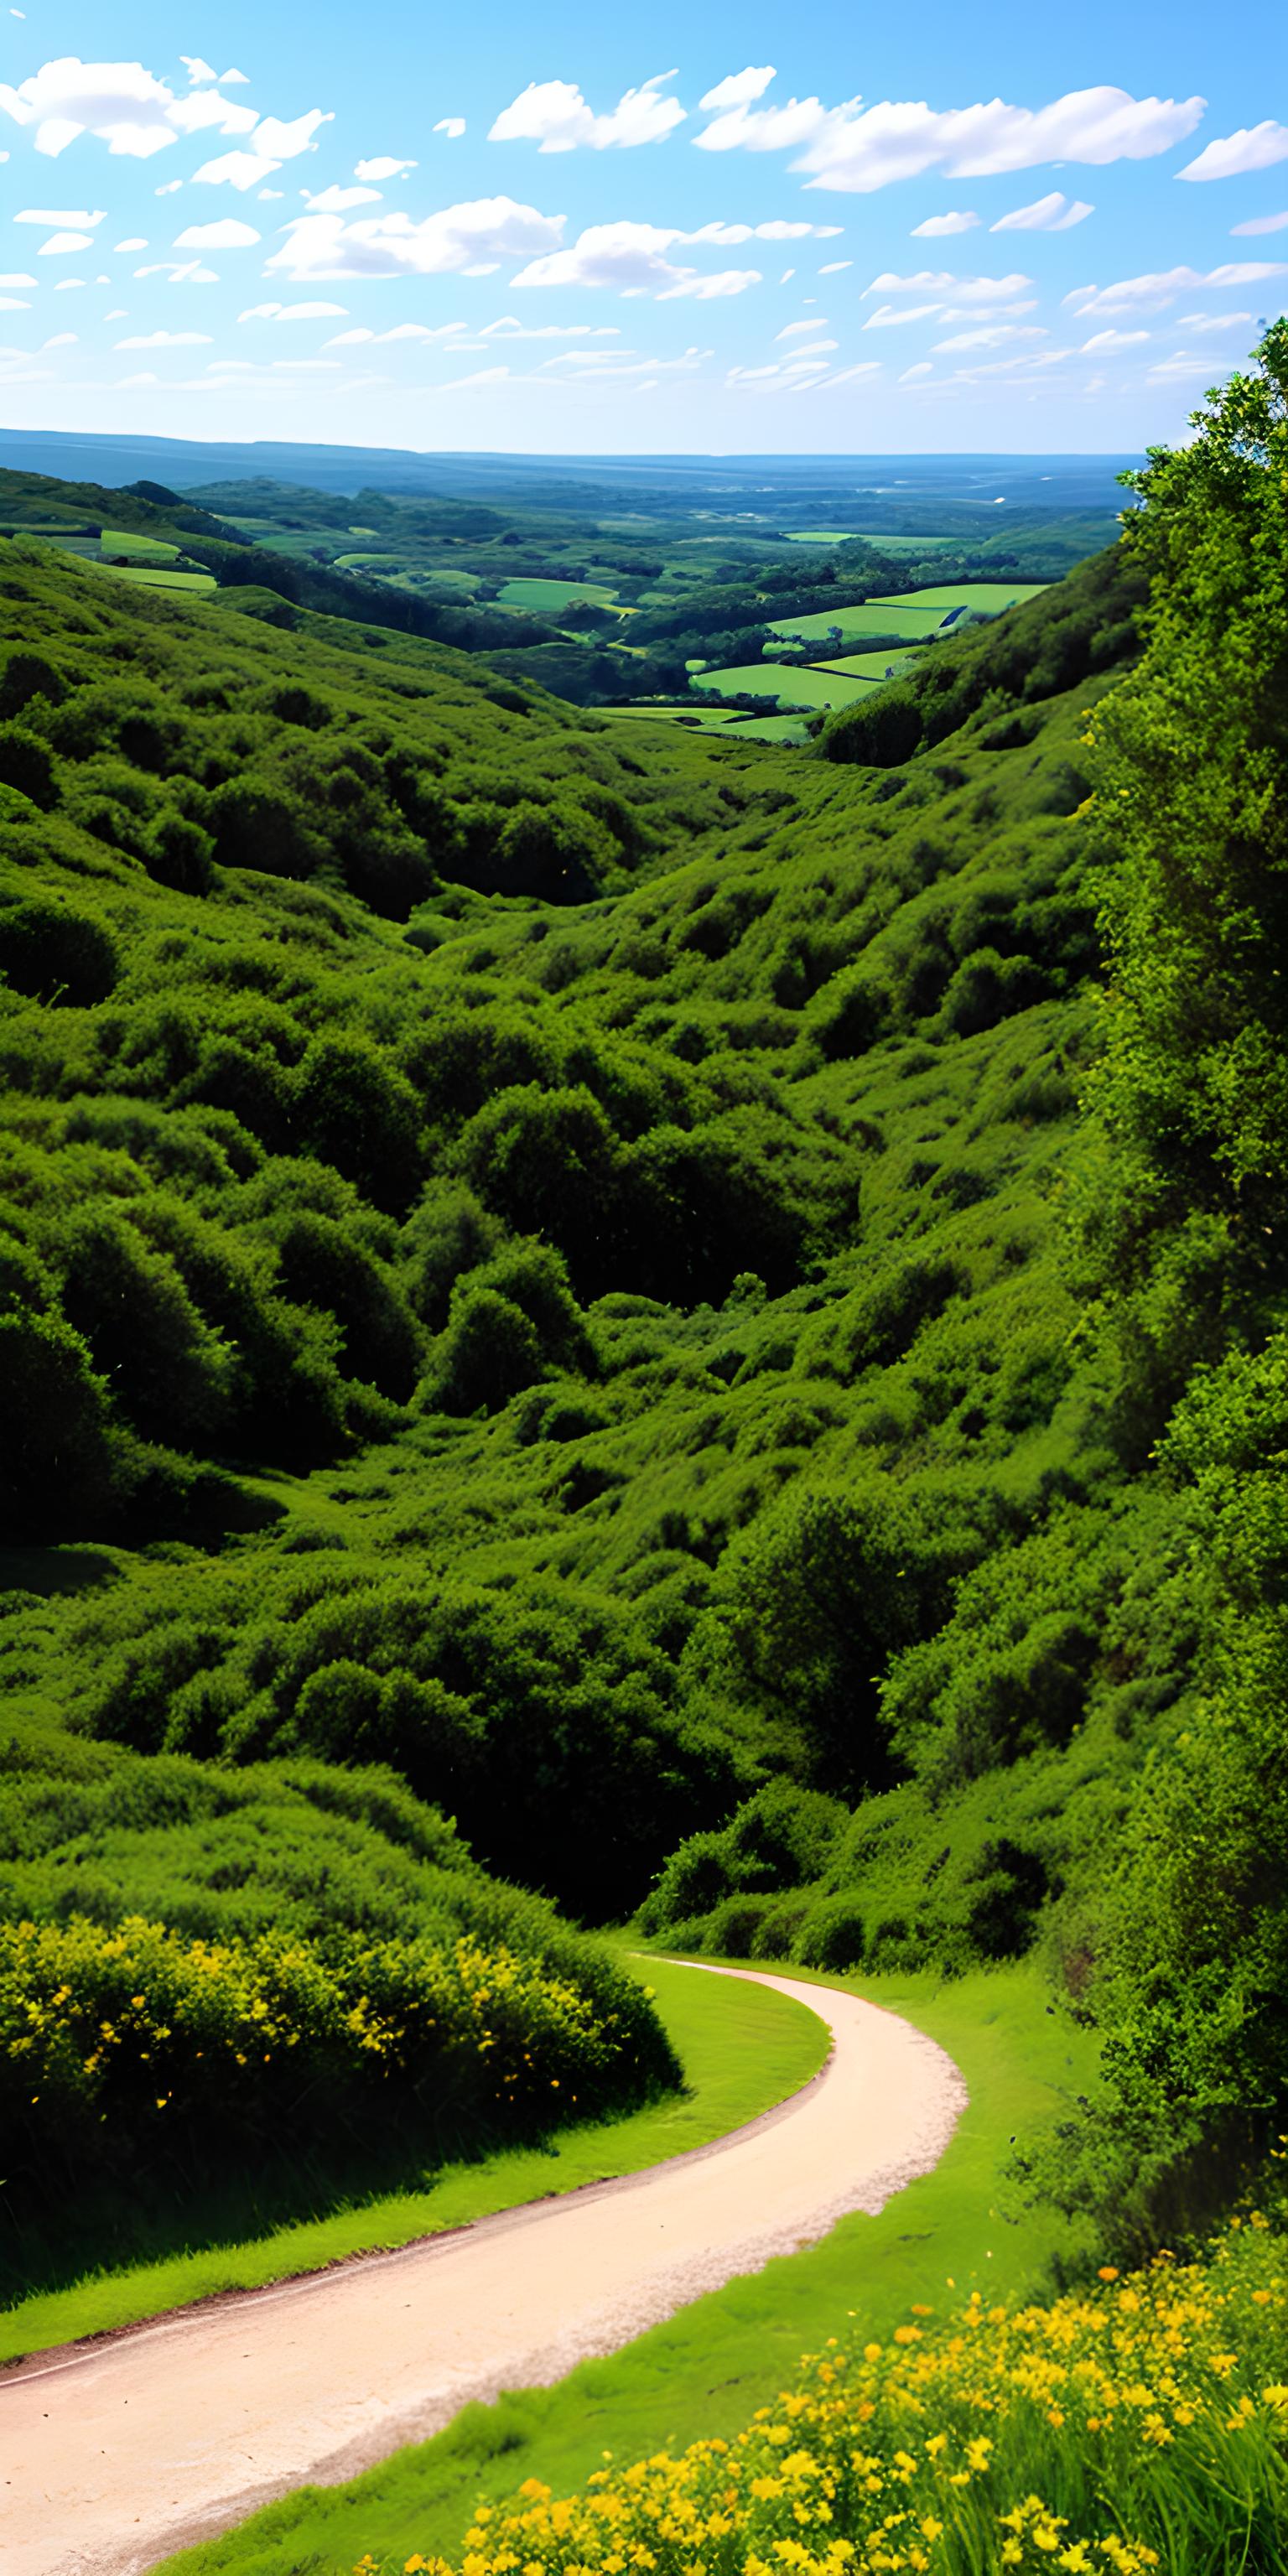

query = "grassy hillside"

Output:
[[1, 330, 1285, 2340]]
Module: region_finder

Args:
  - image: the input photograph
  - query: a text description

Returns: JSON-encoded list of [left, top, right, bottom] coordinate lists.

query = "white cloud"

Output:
[[115, 235, 147, 251], [136, 257, 219, 283], [258, 188, 283, 200], [155, 179, 181, 195], [166, 90, 258, 138], [828, 360, 880, 383], [1066, 260, 1287, 314], [863, 268, 1031, 301], [302, 184, 382, 211], [699, 67, 776, 112], [103, 307, 127, 318], [0, 273, 37, 287], [355, 155, 416, 180], [53, 277, 84, 289], [480, 314, 621, 338], [863, 301, 945, 327], [776, 317, 828, 338], [781, 337, 837, 356], [267, 197, 564, 279], [115, 327, 212, 345], [13, 204, 105, 223], [911, 210, 979, 236], [192, 151, 282, 190], [0, 296, 30, 309], [818, 258, 852, 273], [180, 58, 247, 86], [239, 299, 349, 319], [174, 218, 260, 248], [693, 81, 1203, 193], [1230, 210, 1288, 236], [900, 361, 933, 379], [489, 72, 684, 153], [1147, 349, 1232, 380], [1080, 328, 1150, 350], [1177, 122, 1288, 183], [252, 111, 332, 160], [1174, 309, 1254, 332], [510, 217, 759, 297], [443, 365, 512, 388], [434, 119, 465, 140], [932, 322, 1046, 350], [325, 320, 466, 344], [990, 190, 1093, 231], [38, 231, 95, 254], [0, 56, 179, 157], [41, 330, 76, 345]]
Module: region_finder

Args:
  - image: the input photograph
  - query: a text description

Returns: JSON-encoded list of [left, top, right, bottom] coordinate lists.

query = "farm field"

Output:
[[806, 645, 925, 678], [497, 577, 620, 612], [875, 579, 1050, 610], [91, 563, 218, 591], [693, 662, 876, 710], [768, 599, 955, 643]]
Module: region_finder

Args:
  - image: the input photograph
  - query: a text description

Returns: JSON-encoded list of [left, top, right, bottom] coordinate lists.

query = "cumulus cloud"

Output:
[[480, 314, 621, 338], [434, 119, 465, 140], [166, 89, 258, 138], [1175, 309, 1255, 331], [932, 321, 1046, 350], [325, 320, 466, 344], [699, 67, 776, 112], [990, 190, 1093, 230], [1065, 260, 1287, 314], [0, 56, 179, 156], [174, 218, 260, 248], [355, 155, 415, 180], [13, 204, 105, 223], [509, 218, 759, 297], [489, 71, 684, 153], [1177, 122, 1288, 183], [863, 301, 946, 327], [239, 299, 349, 319], [180, 58, 248, 86], [115, 327, 211, 345], [911, 210, 979, 236], [1230, 210, 1288, 236], [863, 269, 1031, 301], [267, 196, 564, 280], [693, 80, 1203, 192], [192, 152, 282, 189], [302, 184, 382, 211]]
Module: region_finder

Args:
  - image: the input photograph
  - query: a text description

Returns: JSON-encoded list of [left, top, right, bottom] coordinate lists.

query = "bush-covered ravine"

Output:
[[0, 329, 1285, 2315]]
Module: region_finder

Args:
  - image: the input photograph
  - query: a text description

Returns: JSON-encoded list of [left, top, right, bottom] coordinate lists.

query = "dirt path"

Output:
[[0, 1963, 966, 2576]]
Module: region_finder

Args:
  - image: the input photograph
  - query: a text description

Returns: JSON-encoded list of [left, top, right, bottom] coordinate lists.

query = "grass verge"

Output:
[[0, 1955, 826, 2368], [154, 1959, 1098, 2576]]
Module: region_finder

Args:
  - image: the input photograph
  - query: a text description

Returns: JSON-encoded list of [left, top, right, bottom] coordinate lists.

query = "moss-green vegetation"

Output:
[[0, 330, 1285, 2423], [153, 1961, 1098, 2576], [0, 1951, 825, 2362]]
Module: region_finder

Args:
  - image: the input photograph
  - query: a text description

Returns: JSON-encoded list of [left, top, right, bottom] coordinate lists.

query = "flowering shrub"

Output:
[[361, 2214, 1288, 2576], [0, 1910, 673, 2196]]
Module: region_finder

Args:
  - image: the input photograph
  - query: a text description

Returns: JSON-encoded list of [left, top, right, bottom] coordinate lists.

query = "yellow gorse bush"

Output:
[[362, 2218, 1288, 2576], [0, 1909, 636, 2183]]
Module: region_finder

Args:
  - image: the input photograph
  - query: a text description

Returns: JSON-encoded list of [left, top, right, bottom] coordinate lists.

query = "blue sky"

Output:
[[1, 0, 1285, 454]]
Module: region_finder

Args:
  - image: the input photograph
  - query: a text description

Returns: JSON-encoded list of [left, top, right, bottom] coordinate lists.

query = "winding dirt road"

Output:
[[0, 1963, 966, 2576]]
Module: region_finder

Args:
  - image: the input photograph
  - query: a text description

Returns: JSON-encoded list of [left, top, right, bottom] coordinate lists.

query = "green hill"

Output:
[[1, 328, 1285, 2301]]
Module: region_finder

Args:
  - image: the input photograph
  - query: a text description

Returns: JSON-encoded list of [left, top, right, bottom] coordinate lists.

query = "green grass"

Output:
[[692, 664, 875, 711], [99, 527, 183, 563], [0, 1954, 826, 2367], [808, 647, 925, 679], [154, 1961, 1097, 2576], [335, 552, 402, 570], [868, 581, 1049, 610], [497, 579, 619, 613], [768, 602, 950, 644], [91, 564, 218, 593]]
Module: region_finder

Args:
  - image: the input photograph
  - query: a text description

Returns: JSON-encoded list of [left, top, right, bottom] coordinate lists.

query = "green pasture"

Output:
[[0, 1955, 825, 2367], [869, 581, 1049, 610], [335, 551, 402, 570], [693, 662, 877, 711], [92, 564, 218, 593], [100, 527, 184, 563], [808, 646, 925, 679], [768, 601, 951, 644], [158, 1963, 1096, 2576], [497, 578, 619, 613]]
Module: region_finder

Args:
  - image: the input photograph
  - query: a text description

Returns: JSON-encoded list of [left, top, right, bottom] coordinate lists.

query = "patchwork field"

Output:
[[497, 577, 620, 612], [767, 600, 954, 643], [691, 662, 877, 711]]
